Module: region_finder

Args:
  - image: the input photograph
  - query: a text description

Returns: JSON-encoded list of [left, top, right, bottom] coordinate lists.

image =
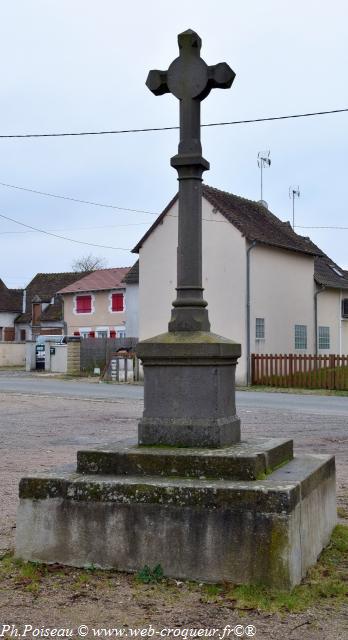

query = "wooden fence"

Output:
[[251, 353, 348, 390]]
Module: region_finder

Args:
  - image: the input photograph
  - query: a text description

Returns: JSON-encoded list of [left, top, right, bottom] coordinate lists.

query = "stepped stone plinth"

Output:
[[16, 438, 336, 588]]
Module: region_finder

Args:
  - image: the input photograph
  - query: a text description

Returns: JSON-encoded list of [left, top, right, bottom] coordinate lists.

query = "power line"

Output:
[[0, 181, 158, 215], [0, 211, 131, 251], [0, 108, 347, 139], [296, 225, 348, 230], [0, 221, 150, 235]]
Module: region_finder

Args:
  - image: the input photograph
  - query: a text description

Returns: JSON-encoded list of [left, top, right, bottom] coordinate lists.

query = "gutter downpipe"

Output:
[[246, 241, 257, 385], [314, 285, 326, 355]]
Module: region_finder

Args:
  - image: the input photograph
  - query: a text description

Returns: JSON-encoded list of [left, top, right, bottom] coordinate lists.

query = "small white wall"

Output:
[[0, 312, 18, 327], [0, 342, 26, 366], [49, 345, 68, 373], [125, 283, 139, 337]]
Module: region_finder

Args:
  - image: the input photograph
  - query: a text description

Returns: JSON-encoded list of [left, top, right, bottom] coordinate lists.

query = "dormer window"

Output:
[[329, 264, 343, 277]]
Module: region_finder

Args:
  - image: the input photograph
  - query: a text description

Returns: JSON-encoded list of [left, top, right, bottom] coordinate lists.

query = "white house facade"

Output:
[[133, 185, 346, 384]]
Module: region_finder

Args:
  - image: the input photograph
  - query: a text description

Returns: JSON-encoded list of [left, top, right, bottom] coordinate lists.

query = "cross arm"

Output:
[[146, 69, 170, 96], [207, 63, 235, 91]]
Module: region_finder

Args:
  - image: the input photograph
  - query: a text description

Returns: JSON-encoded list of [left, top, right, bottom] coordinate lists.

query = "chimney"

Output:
[[257, 200, 269, 209], [22, 289, 26, 313]]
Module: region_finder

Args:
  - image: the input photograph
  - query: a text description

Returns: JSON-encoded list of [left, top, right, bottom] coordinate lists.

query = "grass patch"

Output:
[[135, 564, 164, 584], [238, 385, 348, 396], [222, 525, 348, 612]]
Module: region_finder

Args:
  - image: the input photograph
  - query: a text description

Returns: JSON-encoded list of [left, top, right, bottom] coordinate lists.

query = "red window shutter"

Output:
[[89, 331, 95, 338], [76, 295, 92, 313], [73, 331, 80, 336], [110, 330, 116, 338], [112, 293, 124, 312]]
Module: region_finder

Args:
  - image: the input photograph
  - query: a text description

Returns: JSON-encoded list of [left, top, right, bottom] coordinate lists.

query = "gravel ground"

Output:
[[0, 387, 347, 639]]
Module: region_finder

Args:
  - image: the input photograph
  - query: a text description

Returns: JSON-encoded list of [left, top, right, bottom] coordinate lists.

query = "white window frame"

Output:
[[318, 326, 330, 350], [79, 327, 92, 339], [294, 324, 307, 350], [255, 317, 265, 340], [115, 325, 126, 338], [108, 290, 125, 314], [73, 293, 95, 315]]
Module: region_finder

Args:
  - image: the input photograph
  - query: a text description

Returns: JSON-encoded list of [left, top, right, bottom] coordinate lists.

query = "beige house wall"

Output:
[[250, 245, 315, 356], [316, 289, 341, 353], [62, 289, 126, 336]]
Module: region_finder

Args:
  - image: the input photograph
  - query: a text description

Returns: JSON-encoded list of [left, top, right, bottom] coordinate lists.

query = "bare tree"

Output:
[[71, 254, 107, 272]]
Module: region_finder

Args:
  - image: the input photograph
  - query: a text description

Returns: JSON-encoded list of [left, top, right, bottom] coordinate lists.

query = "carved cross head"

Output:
[[146, 29, 235, 103]]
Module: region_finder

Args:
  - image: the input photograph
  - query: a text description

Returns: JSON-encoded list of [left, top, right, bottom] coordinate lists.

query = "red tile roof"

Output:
[[58, 267, 131, 294]]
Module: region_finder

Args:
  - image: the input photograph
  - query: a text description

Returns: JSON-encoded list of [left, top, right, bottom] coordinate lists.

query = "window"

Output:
[[342, 299, 348, 318], [255, 318, 265, 340], [319, 326, 330, 350], [329, 264, 343, 277], [295, 324, 307, 350], [111, 293, 124, 312], [20, 329, 26, 342], [76, 295, 92, 313], [97, 331, 108, 338]]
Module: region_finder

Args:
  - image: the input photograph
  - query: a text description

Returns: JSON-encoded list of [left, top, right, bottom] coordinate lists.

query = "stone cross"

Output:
[[147, 29, 235, 332]]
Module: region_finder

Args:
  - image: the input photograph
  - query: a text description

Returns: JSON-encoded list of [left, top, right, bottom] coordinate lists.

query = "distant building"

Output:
[[59, 267, 133, 338]]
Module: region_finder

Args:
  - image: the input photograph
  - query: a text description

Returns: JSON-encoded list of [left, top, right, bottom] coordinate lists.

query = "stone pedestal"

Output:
[[137, 332, 241, 447], [16, 438, 336, 589]]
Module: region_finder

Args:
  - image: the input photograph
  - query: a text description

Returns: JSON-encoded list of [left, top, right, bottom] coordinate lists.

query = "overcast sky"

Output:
[[0, 0, 347, 288]]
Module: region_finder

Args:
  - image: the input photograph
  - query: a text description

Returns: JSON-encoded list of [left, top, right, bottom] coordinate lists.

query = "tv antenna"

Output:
[[289, 186, 300, 229], [257, 150, 271, 201]]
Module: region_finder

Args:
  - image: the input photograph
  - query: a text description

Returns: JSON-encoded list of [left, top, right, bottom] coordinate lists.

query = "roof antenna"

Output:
[[257, 150, 271, 201], [289, 185, 300, 229]]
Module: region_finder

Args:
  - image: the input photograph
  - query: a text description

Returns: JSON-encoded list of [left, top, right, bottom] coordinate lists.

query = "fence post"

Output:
[[329, 354, 336, 389], [289, 353, 293, 387]]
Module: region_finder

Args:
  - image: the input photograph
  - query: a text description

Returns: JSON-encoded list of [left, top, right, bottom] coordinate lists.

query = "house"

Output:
[[133, 184, 347, 384], [14, 272, 83, 341], [58, 267, 132, 338], [0, 279, 23, 341]]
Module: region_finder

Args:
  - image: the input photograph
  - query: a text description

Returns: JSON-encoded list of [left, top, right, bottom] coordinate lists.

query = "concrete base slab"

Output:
[[16, 453, 336, 589]]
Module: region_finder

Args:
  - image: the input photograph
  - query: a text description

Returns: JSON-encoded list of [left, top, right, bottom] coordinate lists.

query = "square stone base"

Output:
[[136, 331, 242, 447], [16, 453, 336, 589]]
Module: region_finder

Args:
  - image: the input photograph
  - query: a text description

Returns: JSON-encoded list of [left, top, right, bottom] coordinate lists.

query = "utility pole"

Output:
[[257, 150, 271, 201], [289, 185, 300, 228]]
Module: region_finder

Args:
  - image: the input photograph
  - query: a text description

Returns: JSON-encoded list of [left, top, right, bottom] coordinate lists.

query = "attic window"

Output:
[[330, 265, 343, 277]]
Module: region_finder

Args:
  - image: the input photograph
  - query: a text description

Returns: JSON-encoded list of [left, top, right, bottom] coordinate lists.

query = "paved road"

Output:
[[1, 371, 348, 415]]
